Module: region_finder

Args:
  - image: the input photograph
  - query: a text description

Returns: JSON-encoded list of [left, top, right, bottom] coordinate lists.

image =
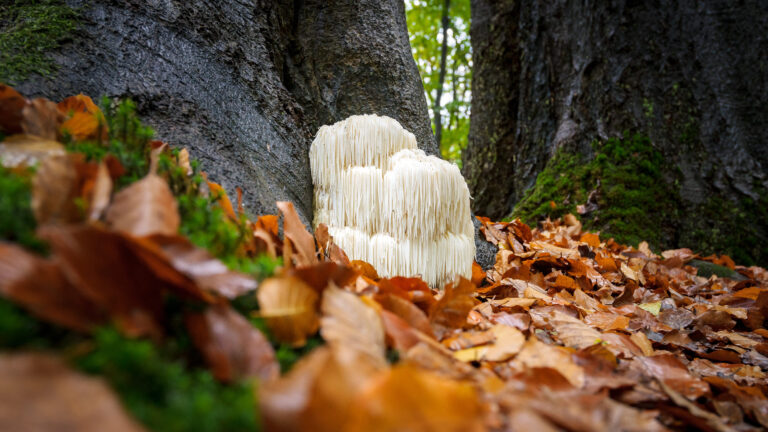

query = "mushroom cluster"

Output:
[[309, 115, 475, 287]]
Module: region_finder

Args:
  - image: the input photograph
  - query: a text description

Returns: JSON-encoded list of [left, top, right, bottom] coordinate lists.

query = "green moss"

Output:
[[0, 164, 46, 252], [511, 132, 768, 265], [0, 0, 80, 84], [688, 260, 745, 280], [512, 133, 678, 248], [77, 328, 260, 432]]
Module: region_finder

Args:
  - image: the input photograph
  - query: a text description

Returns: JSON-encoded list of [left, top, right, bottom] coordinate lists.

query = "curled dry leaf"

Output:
[[31, 153, 80, 224], [0, 353, 147, 432], [260, 345, 383, 432], [513, 338, 585, 388], [429, 277, 479, 339], [0, 242, 105, 332], [377, 293, 434, 337], [0, 84, 26, 134], [483, 324, 526, 362], [346, 364, 486, 432], [146, 234, 257, 299], [277, 201, 318, 267], [206, 178, 237, 221], [57, 94, 104, 141], [257, 276, 319, 346], [321, 284, 386, 366], [549, 310, 604, 349], [22, 98, 63, 141], [0, 134, 65, 168], [106, 173, 180, 237], [186, 304, 278, 382], [38, 225, 167, 339]]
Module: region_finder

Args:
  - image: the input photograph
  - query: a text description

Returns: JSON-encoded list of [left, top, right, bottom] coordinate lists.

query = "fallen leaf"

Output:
[[38, 225, 168, 338], [483, 324, 525, 361], [429, 277, 478, 339], [31, 154, 80, 224], [57, 94, 104, 141], [346, 364, 486, 432], [0, 242, 105, 331], [321, 284, 386, 367], [186, 304, 278, 382], [106, 174, 180, 237], [257, 276, 319, 346], [549, 310, 604, 349], [0, 84, 26, 134], [377, 293, 433, 336], [277, 201, 317, 267], [0, 353, 146, 432], [22, 98, 63, 140], [513, 337, 585, 388], [206, 179, 237, 221]]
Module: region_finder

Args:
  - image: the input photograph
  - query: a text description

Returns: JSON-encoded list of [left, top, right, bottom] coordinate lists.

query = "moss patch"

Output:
[[511, 132, 768, 265], [512, 133, 679, 249], [0, 0, 80, 84]]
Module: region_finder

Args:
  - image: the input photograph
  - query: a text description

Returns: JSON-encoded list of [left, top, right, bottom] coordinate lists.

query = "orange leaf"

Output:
[[321, 285, 386, 366], [580, 232, 601, 248], [186, 304, 278, 382], [377, 293, 434, 337], [31, 154, 80, 224], [471, 261, 485, 286], [429, 277, 478, 339], [206, 179, 237, 221], [346, 364, 485, 432], [58, 94, 105, 141]]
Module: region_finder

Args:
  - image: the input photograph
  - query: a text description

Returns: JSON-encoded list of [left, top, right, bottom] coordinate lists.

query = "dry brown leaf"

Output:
[[86, 160, 113, 221], [186, 304, 278, 382], [257, 276, 319, 346], [549, 310, 604, 349], [106, 174, 180, 237], [0, 84, 26, 134], [346, 364, 486, 432], [380, 309, 422, 351], [630, 332, 655, 356], [483, 324, 526, 361], [0, 133, 65, 167], [22, 98, 63, 140], [0, 353, 147, 432], [0, 242, 105, 331], [583, 311, 630, 331], [177, 148, 192, 176], [146, 234, 257, 299], [206, 178, 237, 221], [277, 201, 318, 267], [38, 225, 168, 338], [377, 293, 434, 337], [513, 337, 585, 388], [321, 284, 386, 366], [31, 153, 80, 224], [260, 345, 383, 432], [636, 354, 710, 399], [429, 277, 478, 339]]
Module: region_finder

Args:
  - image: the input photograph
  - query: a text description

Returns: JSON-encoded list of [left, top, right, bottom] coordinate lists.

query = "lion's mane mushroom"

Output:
[[309, 114, 475, 288]]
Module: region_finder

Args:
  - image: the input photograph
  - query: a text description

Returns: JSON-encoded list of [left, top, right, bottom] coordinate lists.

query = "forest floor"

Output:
[[1, 85, 767, 431]]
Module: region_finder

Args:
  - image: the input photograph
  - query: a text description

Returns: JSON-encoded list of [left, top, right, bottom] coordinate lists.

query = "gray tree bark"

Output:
[[16, 0, 497, 268]]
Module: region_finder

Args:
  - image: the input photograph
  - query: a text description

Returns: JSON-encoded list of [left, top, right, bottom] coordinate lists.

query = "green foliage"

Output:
[[0, 298, 78, 349], [406, 0, 471, 164], [512, 133, 678, 248], [0, 0, 79, 84], [76, 328, 259, 432], [0, 164, 46, 252]]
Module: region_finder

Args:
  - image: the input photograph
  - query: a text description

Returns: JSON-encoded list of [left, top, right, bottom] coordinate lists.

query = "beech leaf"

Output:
[[106, 173, 180, 237]]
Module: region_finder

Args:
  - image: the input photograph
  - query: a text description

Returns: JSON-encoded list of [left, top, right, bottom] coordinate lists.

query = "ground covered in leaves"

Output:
[[1, 84, 767, 431]]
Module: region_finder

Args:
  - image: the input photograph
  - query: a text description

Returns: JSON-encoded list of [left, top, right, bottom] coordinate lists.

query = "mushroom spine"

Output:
[[310, 114, 475, 288]]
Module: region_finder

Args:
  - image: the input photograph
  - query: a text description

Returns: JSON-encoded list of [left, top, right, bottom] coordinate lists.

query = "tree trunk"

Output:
[[433, 0, 451, 149], [16, 0, 438, 223], [14, 0, 497, 267], [463, 0, 768, 263]]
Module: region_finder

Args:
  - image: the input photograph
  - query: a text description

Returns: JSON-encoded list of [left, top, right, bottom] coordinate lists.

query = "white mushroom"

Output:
[[310, 115, 475, 288]]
